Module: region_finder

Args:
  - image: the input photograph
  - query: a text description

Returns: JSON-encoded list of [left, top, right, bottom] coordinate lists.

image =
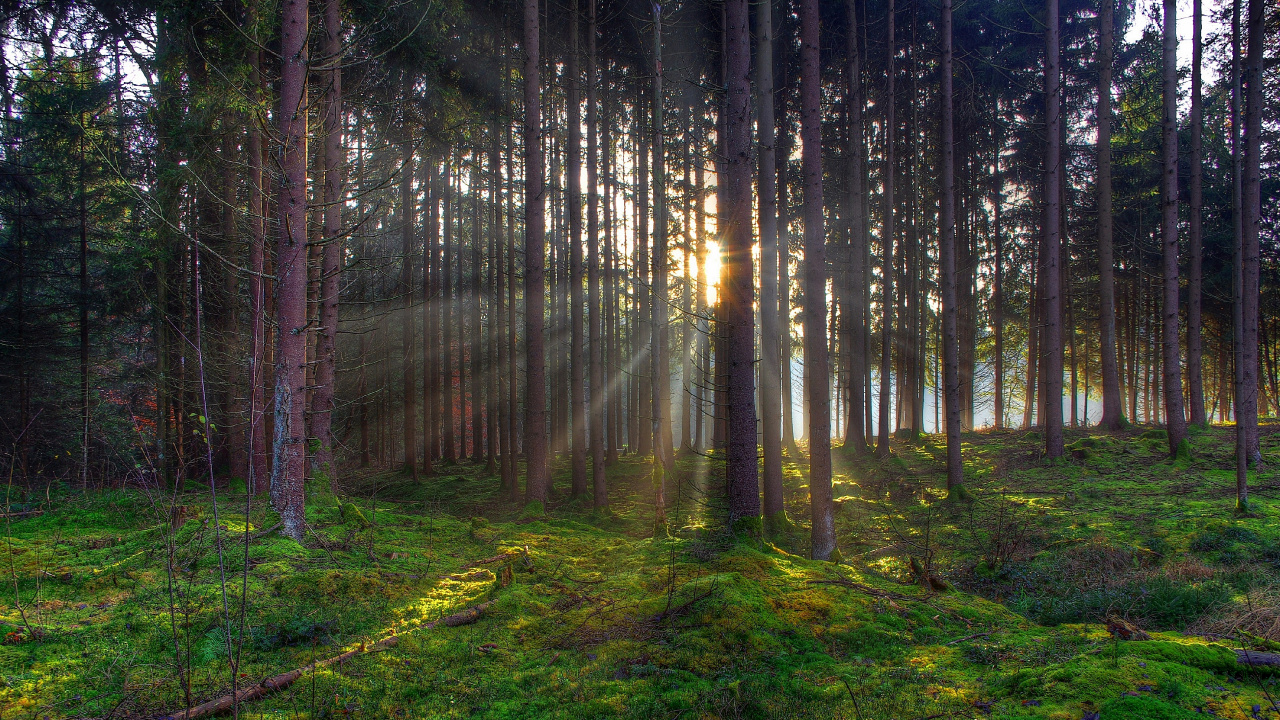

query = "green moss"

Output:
[[1141, 428, 1169, 440], [763, 510, 793, 537], [1174, 438, 1192, 463], [1099, 694, 1196, 718]]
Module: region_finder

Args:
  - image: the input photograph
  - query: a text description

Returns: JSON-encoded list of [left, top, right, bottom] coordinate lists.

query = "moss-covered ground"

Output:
[[4, 422, 1280, 718]]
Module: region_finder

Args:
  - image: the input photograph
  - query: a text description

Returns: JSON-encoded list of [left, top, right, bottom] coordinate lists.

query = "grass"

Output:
[[2, 421, 1280, 718]]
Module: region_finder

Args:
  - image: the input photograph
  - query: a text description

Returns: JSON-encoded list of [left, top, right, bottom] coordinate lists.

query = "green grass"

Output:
[[3, 422, 1280, 718]]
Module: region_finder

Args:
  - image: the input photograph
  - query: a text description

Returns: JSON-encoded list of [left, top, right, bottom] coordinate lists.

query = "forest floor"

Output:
[[5, 423, 1280, 719]]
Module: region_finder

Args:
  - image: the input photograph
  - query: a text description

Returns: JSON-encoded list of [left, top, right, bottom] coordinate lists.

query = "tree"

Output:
[[800, 0, 834, 559], [1042, 0, 1064, 460], [1186, 0, 1206, 428], [877, 0, 895, 459], [723, 0, 760, 524], [312, 0, 343, 482], [939, 0, 962, 491], [1159, 0, 1187, 456], [587, 0, 606, 507], [568, 0, 587, 498], [757, 0, 785, 530], [1096, 0, 1123, 431], [523, 0, 548, 505], [271, 0, 310, 542]]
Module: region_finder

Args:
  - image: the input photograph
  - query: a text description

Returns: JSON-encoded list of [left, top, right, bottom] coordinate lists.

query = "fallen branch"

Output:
[[248, 522, 280, 541], [0, 510, 42, 520], [160, 601, 494, 720], [652, 586, 716, 625], [945, 631, 991, 646]]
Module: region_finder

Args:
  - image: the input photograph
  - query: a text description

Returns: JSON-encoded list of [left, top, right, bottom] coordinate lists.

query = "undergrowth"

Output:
[[2, 422, 1279, 718]]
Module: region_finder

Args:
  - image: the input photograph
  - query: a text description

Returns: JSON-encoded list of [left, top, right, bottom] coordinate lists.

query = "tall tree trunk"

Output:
[[524, 0, 549, 504], [1042, 0, 1064, 459], [651, 4, 672, 527], [401, 133, 419, 478], [568, 0, 587, 496], [313, 0, 343, 482], [992, 139, 1004, 430], [587, 0, 606, 506], [877, 0, 895, 458], [758, 0, 785, 527], [846, 0, 868, 454], [723, 0, 760, 523], [424, 163, 438, 473], [248, 40, 268, 492], [442, 160, 457, 462], [940, 0, 962, 491], [800, 0, 834, 556], [470, 162, 483, 462], [1160, 0, 1187, 455], [272, 0, 309, 541], [1231, 0, 1246, 503], [1096, 0, 1123, 430], [1186, 0, 1206, 428], [1240, 0, 1264, 481]]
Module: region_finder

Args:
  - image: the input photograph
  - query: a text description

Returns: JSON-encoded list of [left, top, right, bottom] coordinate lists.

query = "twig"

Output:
[[945, 631, 991, 646]]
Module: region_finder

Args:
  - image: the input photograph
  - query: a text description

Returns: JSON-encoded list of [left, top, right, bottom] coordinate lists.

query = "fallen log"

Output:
[[162, 600, 494, 720], [1235, 649, 1280, 666]]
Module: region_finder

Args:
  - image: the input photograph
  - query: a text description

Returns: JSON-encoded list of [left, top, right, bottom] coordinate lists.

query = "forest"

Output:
[[0, 0, 1279, 715]]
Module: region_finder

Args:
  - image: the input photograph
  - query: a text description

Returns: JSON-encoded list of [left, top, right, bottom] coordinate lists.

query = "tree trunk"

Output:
[[846, 0, 868, 453], [800, 0, 834, 557], [940, 0, 963, 491], [313, 0, 343, 482], [1096, 0, 1123, 430], [878, 0, 895, 458], [587, 0, 606, 506], [248, 40, 268, 492], [443, 159, 457, 462], [271, 0, 309, 541], [524, 0, 549, 503], [1042, 0, 1064, 459], [723, 0, 761, 523], [1160, 0, 1187, 455], [401, 133, 419, 479], [568, 1, 587, 496], [1186, 0, 1206, 428], [1240, 0, 1264, 480], [758, 0, 785, 527], [651, 6, 672, 527]]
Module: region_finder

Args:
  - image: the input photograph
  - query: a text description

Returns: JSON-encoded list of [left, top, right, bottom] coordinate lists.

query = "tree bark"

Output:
[[271, 0, 309, 541], [313, 0, 343, 481], [800, 0, 834, 557], [1186, 0, 1206, 428], [1096, 0, 1123, 430], [757, 0, 785, 526], [568, 0, 587, 496], [940, 0, 963, 491], [1240, 0, 1263, 476], [878, 0, 895, 458], [587, 0, 606, 506], [1042, 0, 1064, 459], [401, 132, 419, 478], [845, 0, 868, 454], [723, 0, 760, 523], [524, 0, 549, 504], [1160, 0, 1187, 455]]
